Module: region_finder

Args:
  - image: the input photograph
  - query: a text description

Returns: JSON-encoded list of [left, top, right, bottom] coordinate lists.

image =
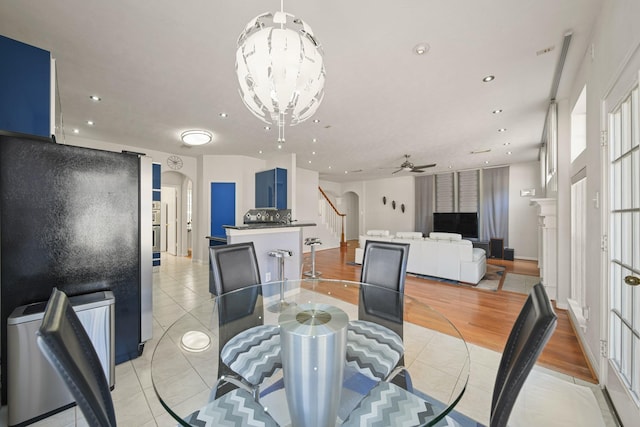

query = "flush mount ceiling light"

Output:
[[89, 95, 101, 101], [492, 109, 503, 114], [181, 130, 212, 146], [482, 75, 495, 82], [498, 128, 507, 132], [236, 1, 326, 145], [219, 112, 228, 118]]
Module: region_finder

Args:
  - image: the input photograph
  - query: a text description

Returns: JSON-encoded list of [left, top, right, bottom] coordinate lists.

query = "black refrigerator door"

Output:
[[0, 133, 142, 404]]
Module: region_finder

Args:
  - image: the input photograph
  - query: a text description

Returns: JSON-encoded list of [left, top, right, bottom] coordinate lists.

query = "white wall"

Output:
[[196, 155, 266, 263], [296, 167, 339, 250], [561, 0, 640, 378], [508, 161, 542, 260], [362, 176, 415, 235]]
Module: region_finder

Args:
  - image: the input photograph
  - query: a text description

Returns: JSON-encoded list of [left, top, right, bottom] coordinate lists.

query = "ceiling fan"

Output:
[[392, 154, 436, 174]]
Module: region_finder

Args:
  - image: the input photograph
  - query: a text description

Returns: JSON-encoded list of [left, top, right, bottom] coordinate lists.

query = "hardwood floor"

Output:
[[305, 240, 597, 383]]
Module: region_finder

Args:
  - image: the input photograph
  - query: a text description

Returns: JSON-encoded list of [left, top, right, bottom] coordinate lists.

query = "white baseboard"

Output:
[[514, 256, 538, 261], [567, 303, 600, 381]]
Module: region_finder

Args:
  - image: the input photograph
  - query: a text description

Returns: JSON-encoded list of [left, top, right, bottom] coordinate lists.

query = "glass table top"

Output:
[[151, 278, 470, 426]]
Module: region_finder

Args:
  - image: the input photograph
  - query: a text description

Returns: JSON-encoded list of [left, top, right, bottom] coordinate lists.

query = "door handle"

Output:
[[624, 275, 640, 286]]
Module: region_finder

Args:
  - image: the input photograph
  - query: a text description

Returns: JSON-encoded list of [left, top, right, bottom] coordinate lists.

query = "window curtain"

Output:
[[481, 166, 509, 246], [415, 175, 434, 236]]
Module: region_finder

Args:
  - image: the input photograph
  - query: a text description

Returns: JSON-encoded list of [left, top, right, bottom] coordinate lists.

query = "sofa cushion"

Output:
[[472, 247, 486, 262], [429, 232, 462, 241], [395, 231, 423, 239], [366, 230, 390, 237]]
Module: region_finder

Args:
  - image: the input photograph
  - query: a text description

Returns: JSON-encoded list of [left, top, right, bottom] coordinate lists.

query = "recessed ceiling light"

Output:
[[312, 138, 317, 143], [485, 160, 490, 164], [313, 119, 320, 123], [492, 109, 503, 114], [413, 43, 430, 55], [328, 166, 332, 169], [503, 142, 511, 146], [448, 165, 452, 169], [277, 144, 283, 149], [308, 160, 312, 164], [181, 130, 212, 146], [219, 112, 228, 118], [344, 170, 348, 174], [87, 120, 94, 125], [258, 150, 263, 154], [498, 128, 507, 132], [90, 95, 101, 101], [312, 151, 316, 155], [482, 75, 495, 82], [73, 128, 79, 134], [507, 151, 512, 155], [264, 126, 271, 130]]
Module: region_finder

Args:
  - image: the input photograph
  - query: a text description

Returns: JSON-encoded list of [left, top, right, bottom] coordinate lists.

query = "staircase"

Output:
[[318, 187, 347, 249]]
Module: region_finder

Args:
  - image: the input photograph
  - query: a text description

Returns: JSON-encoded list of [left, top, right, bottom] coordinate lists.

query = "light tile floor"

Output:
[[0, 254, 620, 427]]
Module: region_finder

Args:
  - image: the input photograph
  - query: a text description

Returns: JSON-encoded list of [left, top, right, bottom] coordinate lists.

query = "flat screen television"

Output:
[[433, 212, 479, 239]]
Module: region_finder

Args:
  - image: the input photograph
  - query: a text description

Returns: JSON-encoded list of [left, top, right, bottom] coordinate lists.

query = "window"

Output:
[[435, 173, 454, 212], [571, 86, 587, 162], [458, 170, 479, 212]]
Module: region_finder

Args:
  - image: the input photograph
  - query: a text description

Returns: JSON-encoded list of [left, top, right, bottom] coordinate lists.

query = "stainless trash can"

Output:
[[7, 290, 115, 426]]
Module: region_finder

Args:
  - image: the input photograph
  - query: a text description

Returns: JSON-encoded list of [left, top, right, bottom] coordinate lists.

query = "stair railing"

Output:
[[318, 186, 347, 248]]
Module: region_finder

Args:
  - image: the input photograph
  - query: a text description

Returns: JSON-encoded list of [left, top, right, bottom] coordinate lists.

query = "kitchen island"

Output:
[[221, 223, 316, 283]]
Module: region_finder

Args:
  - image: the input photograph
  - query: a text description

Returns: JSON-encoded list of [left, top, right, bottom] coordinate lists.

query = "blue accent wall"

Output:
[[0, 35, 51, 137], [211, 182, 235, 239]]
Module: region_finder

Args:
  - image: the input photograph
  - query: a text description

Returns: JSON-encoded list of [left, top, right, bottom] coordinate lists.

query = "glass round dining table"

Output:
[[151, 279, 469, 427]]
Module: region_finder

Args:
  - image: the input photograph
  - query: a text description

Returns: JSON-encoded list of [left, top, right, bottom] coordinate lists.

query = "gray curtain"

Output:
[[481, 166, 509, 246], [415, 175, 434, 236]]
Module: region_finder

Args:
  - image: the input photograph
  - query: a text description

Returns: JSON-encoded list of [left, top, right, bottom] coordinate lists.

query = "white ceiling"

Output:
[[0, 0, 602, 182]]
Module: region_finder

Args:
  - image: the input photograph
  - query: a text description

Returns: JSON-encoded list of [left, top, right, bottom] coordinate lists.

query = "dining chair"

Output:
[[347, 240, 411, 387], [36, 288, 117, 427], [37, 288, 279, 427], [342, 282, 558, 427], [209, 243, 282, 400]]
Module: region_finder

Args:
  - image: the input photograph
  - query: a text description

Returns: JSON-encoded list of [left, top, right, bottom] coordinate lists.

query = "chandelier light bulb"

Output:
[[236, 8, 326, 143]]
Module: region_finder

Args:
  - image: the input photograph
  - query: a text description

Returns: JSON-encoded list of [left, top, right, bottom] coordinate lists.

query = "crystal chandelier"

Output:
[[235, 2, 326, 144]]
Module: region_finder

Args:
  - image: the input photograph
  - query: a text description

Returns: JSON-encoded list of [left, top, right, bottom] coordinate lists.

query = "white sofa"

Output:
[[354, 231, 487, 285]]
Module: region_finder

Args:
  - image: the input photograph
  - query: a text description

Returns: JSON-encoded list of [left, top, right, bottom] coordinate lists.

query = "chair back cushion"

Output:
[[37, 289, 116, 427], [491, 283, 557, 427], [360, 240, 410, 293], [209, 242, 261, 295]]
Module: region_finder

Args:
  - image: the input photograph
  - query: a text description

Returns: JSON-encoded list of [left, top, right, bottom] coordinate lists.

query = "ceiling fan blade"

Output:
[[412, 163, 436, 169], [392, 168, 403, 174], [410, 169, 426, 173]]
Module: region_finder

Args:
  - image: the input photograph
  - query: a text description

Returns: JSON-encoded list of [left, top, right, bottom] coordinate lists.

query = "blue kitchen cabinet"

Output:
[[255, 168, 287, 209]]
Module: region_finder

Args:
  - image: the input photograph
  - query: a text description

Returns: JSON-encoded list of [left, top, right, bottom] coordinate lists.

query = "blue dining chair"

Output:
[[37, 288, 279, 427], [342, 282, 558, 427]]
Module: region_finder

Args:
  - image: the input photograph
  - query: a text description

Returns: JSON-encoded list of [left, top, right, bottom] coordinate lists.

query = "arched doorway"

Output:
[[341, 191, 360, 240]]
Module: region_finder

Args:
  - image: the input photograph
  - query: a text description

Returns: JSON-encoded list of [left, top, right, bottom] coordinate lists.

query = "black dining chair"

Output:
[[209, 243, 282, 401], [37, 288, 279, 427], [342, 282, 558, 427], [346, 240, 410, 386], [37, 288, 117, 427]]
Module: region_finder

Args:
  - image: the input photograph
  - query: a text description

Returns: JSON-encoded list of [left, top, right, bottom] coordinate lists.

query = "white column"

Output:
[[530, 198, 557, 301]]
